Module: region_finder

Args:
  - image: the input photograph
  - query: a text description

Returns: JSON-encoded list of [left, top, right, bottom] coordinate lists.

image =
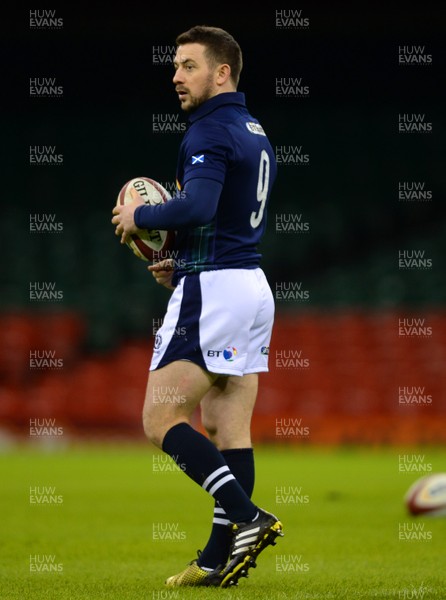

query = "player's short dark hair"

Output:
[[176, 25, 243, 87]]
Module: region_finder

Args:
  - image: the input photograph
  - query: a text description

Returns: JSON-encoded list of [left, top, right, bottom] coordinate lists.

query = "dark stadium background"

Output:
[[2, 4, 445, 444]]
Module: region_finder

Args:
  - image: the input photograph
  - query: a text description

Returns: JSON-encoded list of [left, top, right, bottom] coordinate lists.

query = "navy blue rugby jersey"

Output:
[[134, 92, 277, 279]]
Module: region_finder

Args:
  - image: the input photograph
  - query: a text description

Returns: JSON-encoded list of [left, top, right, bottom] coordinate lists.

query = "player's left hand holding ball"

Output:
[[111, 188, 144, 244]]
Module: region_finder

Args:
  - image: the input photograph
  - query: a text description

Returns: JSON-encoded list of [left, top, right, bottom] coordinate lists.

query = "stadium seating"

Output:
[[2, 197, 444, 444], [1, 309, 444, 444]]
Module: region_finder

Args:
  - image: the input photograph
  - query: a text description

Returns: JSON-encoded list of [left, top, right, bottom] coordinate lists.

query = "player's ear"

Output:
[[216, 63, 231, 86]]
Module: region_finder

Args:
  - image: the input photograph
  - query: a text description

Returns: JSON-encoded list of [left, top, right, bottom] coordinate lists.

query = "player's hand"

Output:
[[111, 188, 145, 245], [148, 259, 175, 290]]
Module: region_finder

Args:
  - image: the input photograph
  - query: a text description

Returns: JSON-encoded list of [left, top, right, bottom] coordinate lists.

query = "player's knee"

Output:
[[201, 415, 218, 443], [142, 408, 189, 450], [142, 411, 164, 449], [203, 417, 251, 449], [204, 427, 218, 446], [203, 423, 230, 450]]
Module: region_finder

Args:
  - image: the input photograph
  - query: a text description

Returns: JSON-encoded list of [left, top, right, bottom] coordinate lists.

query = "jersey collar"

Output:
[[187, 92, 246, 123]]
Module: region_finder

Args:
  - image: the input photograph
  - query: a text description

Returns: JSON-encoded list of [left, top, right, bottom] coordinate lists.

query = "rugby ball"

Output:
[[404, 473, 446, 517], [116, 177, 175, 262]]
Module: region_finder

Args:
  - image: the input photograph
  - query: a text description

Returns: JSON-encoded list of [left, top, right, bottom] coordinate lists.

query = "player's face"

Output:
[[173, 44, 217, 112]]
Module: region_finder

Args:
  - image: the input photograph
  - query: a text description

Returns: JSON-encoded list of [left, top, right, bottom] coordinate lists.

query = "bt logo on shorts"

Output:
[[207, 346, 238, 361], [223, 346, 237, 361]]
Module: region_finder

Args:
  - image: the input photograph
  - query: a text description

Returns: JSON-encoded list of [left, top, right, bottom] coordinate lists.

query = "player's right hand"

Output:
[[148, 259, 175, 290]]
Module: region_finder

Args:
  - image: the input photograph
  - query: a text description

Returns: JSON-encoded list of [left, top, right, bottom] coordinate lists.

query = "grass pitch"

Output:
[[1, 442, 445, 599]]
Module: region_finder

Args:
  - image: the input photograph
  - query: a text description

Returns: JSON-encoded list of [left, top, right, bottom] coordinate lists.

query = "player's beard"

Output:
[[180, 74, 215, 113]]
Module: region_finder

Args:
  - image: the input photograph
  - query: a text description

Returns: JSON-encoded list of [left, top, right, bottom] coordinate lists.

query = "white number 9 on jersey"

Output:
[[250, 150, 270, 228]]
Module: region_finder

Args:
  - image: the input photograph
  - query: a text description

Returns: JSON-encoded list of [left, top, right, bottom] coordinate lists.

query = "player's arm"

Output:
[[133, 178, 223, 231], [135, 121, 230, 231], [111, 177, 221, 244], [113, 123, 229, 241]]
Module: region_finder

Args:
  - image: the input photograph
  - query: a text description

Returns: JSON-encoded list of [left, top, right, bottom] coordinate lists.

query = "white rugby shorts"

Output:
[[150, 268, 275, 376]]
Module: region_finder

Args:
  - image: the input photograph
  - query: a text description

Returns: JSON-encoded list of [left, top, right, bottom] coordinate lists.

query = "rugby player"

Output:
[[112, 25, 283, 587]]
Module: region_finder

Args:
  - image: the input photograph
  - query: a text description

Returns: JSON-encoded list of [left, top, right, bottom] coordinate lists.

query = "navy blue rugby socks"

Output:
[[162, 423, 257, 528], [198, 447, 255, 569]]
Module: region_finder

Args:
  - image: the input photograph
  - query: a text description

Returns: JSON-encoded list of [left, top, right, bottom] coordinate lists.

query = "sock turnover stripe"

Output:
[[208, 473, 236, 496], [202, 465, 230, 492], [213, 517, 231, 526]]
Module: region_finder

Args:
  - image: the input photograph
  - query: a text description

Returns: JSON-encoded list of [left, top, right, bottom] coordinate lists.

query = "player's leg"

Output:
[[142, 359, 216, 449], [201, 373, 258, 450], [142, 360, 258, 524], [154, 269, 282, 587], [201, 268, 283, 587], [196, 373, 258, 571]]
